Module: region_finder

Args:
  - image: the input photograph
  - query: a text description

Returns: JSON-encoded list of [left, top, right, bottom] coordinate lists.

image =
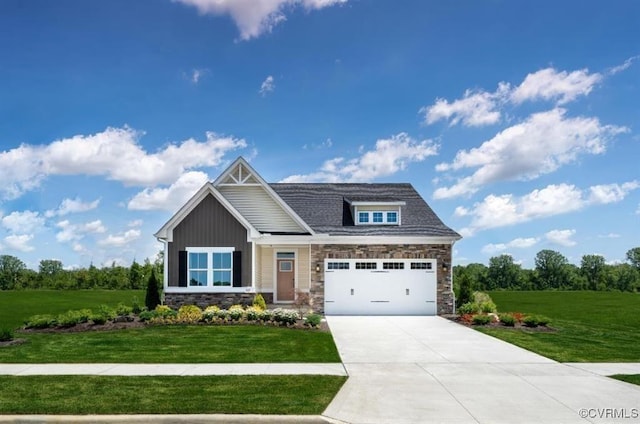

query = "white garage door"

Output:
[[324, 259, 437, 315]]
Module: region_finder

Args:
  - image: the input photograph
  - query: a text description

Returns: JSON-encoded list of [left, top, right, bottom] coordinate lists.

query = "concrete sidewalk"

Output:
[[0, 363, 347, 376]]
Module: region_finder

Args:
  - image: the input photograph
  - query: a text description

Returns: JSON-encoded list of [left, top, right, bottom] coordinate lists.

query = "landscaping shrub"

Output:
[[304, 313, 321, 328], [154, 305, 177, 318], [25, 314, 57, 329], [474, 292, 497, 313], [56, 310, 82, 328], [138, 310, 154, 322], [0, 328, 14, 342], [472, 314, 491, 325], [145, 270, 161, 311], [90, 314, 107, 325], [457, 302, 480, 315], [252, 294, 267, 311], [202, 306, 219, 322], [498, 313, 516, 327], [245, 306, 261, 321], [258, 309, 274, 322], [228, 305, 245, 321], [131, 296, 143, 314], [455, 273, 474, 307], [536, 316, 551, 327], [272, 308, 299, 325], [522, 315, 539, 327], [115, 303, 133, 316], [459, 313, 474, 325], [177, 305, 203, 324], [215, 308, 229, 320], [97, 305, 117, 321]]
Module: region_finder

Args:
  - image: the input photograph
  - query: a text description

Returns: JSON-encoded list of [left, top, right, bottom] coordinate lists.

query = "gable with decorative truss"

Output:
[[214, 158, 313, 234]]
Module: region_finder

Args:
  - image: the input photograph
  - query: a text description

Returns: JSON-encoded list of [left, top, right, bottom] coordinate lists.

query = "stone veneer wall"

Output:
[[309, 244, 454, 315], [165, 292, 273, 310]]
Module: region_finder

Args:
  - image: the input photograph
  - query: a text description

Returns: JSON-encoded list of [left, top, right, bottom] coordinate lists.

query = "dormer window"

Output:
[[356, 210, 401, 225], [349, 198, 405, 226]]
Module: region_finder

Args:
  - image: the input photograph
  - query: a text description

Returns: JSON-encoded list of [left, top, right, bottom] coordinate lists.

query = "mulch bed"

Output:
[[448, 316, 556, 332]]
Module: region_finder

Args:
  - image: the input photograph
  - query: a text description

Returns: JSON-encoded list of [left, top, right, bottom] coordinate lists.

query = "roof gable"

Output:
[[213, 157, 314, 234]]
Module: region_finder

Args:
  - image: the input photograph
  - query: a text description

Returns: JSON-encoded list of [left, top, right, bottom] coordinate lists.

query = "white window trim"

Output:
[[186, 247, 235, 291]]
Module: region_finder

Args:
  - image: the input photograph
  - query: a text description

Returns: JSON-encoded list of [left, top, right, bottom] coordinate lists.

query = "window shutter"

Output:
[[178, 251, 188, 287], [233, 251, 242, 287]]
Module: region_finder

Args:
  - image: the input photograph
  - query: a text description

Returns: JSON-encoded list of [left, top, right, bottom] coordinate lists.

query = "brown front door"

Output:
[[277, 259, 295, 301]]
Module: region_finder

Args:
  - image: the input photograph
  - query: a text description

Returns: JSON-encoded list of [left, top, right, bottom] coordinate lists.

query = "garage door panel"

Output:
[[324, 259, 437, 315]]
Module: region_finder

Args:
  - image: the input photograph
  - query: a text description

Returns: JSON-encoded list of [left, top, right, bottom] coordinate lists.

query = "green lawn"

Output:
[[0, 375, 347, 415], [0, 290, 144, 330], [478, 291, 640, 362], [610, 374, 640, 386], [1, 325, 340, 363]]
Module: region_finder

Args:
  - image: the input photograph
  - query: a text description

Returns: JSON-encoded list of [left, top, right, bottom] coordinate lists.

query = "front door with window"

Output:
[[276, 253, 295, 302]]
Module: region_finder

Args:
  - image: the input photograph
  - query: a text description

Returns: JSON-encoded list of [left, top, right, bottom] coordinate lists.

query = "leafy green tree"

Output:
[[455, 272, 474, 308], [0, 255, 26, 290], [580, 254, 606, 290], [626, 247, 640, 270], [487, 254, 522, 289], [129, 260, 145, 290], [145, 270, 162, 310], [534, 249, 570, 289]]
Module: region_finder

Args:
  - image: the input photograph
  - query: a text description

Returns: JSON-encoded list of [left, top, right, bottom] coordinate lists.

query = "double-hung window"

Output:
[[187, 248, 234, 288]]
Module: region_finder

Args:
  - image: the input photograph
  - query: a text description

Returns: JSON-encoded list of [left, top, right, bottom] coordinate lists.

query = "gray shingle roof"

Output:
[[269, 183, 461, 238]]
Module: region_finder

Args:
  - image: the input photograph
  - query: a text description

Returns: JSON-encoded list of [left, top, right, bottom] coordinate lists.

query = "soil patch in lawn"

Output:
[[0, 339, 27, 348]]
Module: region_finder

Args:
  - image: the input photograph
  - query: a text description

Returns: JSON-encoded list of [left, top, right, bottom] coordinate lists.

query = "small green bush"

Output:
[[56, 310, 82, 328], [498, 313, 516, 327], [154, 305, 177, 318], [97, 305, 117, 321], [472, 314, 491, 325], [245, 306, 261, 321], [0, 328, 14, 342], [228, 305, 245, 321], [131, 296, 142, 314], [536, 316, 551, 327], [258, 309, 274, 322], [252, 294, 267, 311], [272, 308, 299, 325], [25, 314, 57, 329], [457, 302, 480, 315], [215, 308, 229, 320], [90, 314, 107, 325], [177, 305, 203, 324], [202, 306, 220, 322], [116, 303, 133, 316], [479, 301, 497, 313], [523, 315, 539, 327], [304, 313, 322, 328], [138, 310, 154, 322]]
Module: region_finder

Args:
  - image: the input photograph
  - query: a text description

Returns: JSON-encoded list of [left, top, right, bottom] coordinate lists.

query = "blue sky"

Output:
[[0, 0, 638, 269]]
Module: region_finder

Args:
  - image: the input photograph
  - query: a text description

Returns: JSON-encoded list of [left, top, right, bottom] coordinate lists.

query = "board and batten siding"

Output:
[[168, 193, 252, 287], [217, 185, 305, 233]]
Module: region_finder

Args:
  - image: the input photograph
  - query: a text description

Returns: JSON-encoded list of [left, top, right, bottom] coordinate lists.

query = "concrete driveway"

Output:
[[323, 316, 640, 424]]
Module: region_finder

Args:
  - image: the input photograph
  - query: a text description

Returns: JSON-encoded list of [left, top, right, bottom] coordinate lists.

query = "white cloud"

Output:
[[598, 233, 621, 239], [421, 86, 507, 127], [0, 127, 246, 199], [128, 219, 144, 227], [510, 68, 602, 105], [481, 237, 538, 255], [458, 181, 639, 235], [607, 55, 639, 76], [98, 229, 141, 247], [45, 197, 100, 218], [588, 181, 640, 204], [128, 171, 209, 211], [259, 75, 275, 96], [434, 109, 628, 199], [175, 0, 347, 40], [188, 68, 208, 84], [422, 66, 603, 127], [1, 211, 45, 233], [282, 133, 438, 182], [4, 234, 35, 252], [56, 219, 107, 243], [545, 229, 577, 247]]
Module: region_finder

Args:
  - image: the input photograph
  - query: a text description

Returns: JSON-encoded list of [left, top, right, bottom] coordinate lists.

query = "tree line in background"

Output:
[[0, 253, 164, 291], [454, 248, 640, 295]]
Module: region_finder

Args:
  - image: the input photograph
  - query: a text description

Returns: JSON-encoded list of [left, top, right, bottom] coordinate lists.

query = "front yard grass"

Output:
[[610, 375, 640, 386], [0, 375, 347, 415], [0, 325, 341, 363], [478, 291, 640, 362]]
